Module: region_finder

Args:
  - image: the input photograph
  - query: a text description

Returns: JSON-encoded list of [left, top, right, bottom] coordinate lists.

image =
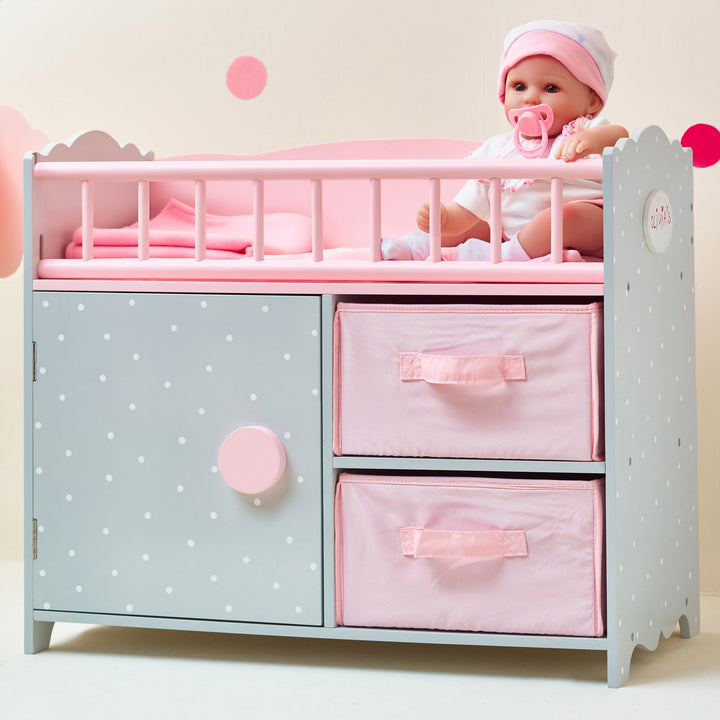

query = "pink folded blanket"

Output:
[[66, 199, 313, 259]]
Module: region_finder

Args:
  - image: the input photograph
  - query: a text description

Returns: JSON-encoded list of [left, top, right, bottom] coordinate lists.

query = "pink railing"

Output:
[[34, 157, 603, 263]]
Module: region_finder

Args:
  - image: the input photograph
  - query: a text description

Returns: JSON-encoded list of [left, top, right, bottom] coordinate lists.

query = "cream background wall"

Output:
[[0, 0, 718, 591]]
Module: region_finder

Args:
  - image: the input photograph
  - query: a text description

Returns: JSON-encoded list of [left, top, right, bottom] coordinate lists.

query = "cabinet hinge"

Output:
[[32, 519, 38, 560], [32, 342, 37, 382]]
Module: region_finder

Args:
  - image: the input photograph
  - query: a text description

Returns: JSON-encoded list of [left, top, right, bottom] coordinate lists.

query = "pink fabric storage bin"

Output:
[[335, 473, 605, 637], [333, 302, 604, 460]]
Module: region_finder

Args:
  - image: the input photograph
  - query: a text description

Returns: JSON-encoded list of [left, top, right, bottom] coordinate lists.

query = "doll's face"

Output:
[[504, 55, 602, 136]]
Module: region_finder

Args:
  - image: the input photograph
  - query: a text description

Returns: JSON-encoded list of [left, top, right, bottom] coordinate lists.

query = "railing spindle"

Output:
[[195, 180, 206, 262], [137, 181, 150, 261], [311, 179, 323, 262], [550, 177, 563, 263], [370, 178, 382, 262], [81, 180, 93, 261], [428, 178, 442, 263], [253, 179, 265, 261], [489, 178, 502, 263]]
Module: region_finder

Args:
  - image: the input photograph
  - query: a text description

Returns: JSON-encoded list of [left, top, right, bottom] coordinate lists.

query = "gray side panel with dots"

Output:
[[603, 126, 699, 687], [32, 292, 323, 626]]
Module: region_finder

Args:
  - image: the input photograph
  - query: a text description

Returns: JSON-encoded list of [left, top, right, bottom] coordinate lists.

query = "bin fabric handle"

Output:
[[398, 352, 526, 384], [401, 527, 528, 560]]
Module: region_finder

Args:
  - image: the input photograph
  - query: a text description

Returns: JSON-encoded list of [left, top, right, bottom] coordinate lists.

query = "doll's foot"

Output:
[[457, 237, 530, 261], [381, 231, 430, 261]]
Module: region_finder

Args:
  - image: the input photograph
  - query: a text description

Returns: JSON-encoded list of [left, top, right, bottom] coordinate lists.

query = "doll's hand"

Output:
[[554, 130, 595, 162], [417, 201, 447, 233]]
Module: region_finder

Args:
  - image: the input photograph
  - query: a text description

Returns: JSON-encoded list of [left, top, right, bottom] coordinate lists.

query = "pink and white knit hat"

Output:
[[498, 20, 616, 107]]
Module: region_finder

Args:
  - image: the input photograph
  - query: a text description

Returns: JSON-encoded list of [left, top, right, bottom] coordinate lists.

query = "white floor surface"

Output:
[[1, 561, 719, 719]]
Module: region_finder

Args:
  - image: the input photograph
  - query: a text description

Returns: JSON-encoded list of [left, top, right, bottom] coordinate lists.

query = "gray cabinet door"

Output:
[[32, 292, 323, 626]]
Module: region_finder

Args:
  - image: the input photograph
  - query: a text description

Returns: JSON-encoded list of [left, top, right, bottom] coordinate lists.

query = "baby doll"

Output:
[[381, 20, 628, 262]]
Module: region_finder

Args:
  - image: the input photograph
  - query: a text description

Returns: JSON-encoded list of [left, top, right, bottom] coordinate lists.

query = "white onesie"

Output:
[[454, 115, 608, 242]]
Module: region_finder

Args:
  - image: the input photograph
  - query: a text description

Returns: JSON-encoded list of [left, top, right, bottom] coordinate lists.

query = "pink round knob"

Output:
[[218, 426, 287, 494]]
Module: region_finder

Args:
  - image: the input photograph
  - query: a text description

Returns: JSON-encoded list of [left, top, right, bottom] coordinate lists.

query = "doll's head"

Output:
[[498, 21, 616, 134]]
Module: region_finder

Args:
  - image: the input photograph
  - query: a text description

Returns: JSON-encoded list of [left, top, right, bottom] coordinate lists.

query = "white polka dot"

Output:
[[178, 436, 186, 445], [198, 408, 205, 415], [132, 353, 140, 360], [165, 587, 173, 595], [126, 604, 134, 612], [138, 456, 145, 464], [253, 498, 261, 506], [142, 553, 150, 562], [42, 300, 49, 308], [59, 394, 66, 402], [283, 353, 291, 360], [107, 432, 114, 440], [206, 365, 213, 373], [43, 602, 50, 609], [35, 467, 42, 475], [170, 324, 178, 332], [129, 299, 136, 307], [177, 484, 184, 493], [77, 304, 85, 312], [295, 606, 302, 614], [106, 474, 113, 483], [310, 563, 318, 571], [284, 432, 292, 440], [297, 476, 304, 484], [104, 333, 111, 340], [129, 403, 136, 411], [65, 494, 72, 502], [286, 536, 294, 545], [65, 449, 73, 457], [35, 421, 42, 429], [210, 511, 218, 520], [102, 528, 109, 535], [250, 393, 258, 401], [39, 367, 46, 375], [112, 569, 119, 577], [311, 329, 318, 336], [226, 334, 233, 342], [262, 305, 269, 313], [68, 550, 76, 557], [225, 604, 233, 613], [210, 574, 218, 583], [200, 300, 207, 308], [164, 381, 171, 389], [243, 556, 250, 564], [76, 585, 83, 593], [187, 539, 195, 548], [312, 388, 319, 396], [144, 512, 152, 520], [39, 569, 46, 577], [58, 334, 65, 341]]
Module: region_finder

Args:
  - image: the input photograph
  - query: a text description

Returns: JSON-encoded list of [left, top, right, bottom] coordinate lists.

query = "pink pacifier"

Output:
[[508, 104, 554, 158]]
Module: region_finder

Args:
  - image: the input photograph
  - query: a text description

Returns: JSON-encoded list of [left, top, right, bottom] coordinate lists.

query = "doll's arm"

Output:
[[554, 124, 629, 161]]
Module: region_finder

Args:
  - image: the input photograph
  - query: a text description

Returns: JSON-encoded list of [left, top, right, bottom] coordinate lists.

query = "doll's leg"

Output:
[[518, 202, 604, 259]]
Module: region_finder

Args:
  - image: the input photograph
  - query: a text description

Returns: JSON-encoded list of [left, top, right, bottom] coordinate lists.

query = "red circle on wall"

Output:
[[681, 124, 720, 168]]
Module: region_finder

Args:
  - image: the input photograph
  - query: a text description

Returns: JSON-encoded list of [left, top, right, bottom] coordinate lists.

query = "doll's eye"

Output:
[[545, 84, 560, 93], [513, 82, 526, 92]]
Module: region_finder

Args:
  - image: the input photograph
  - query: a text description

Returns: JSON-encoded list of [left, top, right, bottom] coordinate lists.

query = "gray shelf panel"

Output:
[[33, 611, 608, 651], [333, 456, 606, 475]]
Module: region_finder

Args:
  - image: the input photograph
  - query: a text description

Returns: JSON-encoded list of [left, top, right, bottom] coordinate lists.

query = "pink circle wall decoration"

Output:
[[681, 123, 720, 168], [226, 56, 267, 100]]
